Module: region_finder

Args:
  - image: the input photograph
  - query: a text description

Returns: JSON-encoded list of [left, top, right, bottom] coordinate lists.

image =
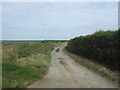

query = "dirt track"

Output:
[[28, 47, 117, 88]]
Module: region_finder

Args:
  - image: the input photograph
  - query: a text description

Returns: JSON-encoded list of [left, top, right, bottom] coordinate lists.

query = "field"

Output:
[[2, 29, 119, 88], [2, 41, 66, 88]]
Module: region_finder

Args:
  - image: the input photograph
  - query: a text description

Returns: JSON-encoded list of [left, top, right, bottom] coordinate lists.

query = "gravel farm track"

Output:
[[28, 47, 118, 88]]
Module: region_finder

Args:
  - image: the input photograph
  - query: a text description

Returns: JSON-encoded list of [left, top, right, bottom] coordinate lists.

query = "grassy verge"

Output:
[[2, 41, 65, 88], [64, 48, 119, 87]]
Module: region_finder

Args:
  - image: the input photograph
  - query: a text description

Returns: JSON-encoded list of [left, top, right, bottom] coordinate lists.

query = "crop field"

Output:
[[2, 41, 66, 88]]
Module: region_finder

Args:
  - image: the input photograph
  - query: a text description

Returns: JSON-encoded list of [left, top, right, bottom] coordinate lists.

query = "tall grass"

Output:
[[66, 29, 119, 71], [2, 41, 63, 88]]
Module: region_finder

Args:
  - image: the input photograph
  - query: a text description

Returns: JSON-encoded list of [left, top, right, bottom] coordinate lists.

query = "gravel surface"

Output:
[[28, 47, 117, 88]]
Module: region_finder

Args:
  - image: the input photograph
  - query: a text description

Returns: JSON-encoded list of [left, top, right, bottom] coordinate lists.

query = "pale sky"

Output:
[[2, 2, 118, 40]]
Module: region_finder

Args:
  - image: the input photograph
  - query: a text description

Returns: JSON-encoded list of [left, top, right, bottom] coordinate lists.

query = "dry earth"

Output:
[[28, 47, 118, 88]]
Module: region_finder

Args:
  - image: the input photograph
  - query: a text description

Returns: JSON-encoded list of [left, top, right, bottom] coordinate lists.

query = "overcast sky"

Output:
[[2, 2, 118, 40]]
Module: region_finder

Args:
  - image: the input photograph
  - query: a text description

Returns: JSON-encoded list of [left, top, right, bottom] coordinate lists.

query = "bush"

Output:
[[66, 29, 119, 71]]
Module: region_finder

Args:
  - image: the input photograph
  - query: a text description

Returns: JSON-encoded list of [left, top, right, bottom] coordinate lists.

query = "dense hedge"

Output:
[[66, 30, 119, 71]]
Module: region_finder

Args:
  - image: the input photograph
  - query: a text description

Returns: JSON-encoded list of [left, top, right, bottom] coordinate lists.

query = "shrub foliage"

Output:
[[66, 30, 119, 71]]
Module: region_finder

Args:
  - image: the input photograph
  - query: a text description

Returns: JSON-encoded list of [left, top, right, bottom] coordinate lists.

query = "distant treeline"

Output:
[[2, 40, 68, 42], [2, 40, 68, 45], [66, 29, 119, 71]]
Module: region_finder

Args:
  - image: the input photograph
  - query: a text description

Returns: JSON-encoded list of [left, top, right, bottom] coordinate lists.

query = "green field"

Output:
[[2, 41, 66, 88], [2, 29, 119, 88]]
